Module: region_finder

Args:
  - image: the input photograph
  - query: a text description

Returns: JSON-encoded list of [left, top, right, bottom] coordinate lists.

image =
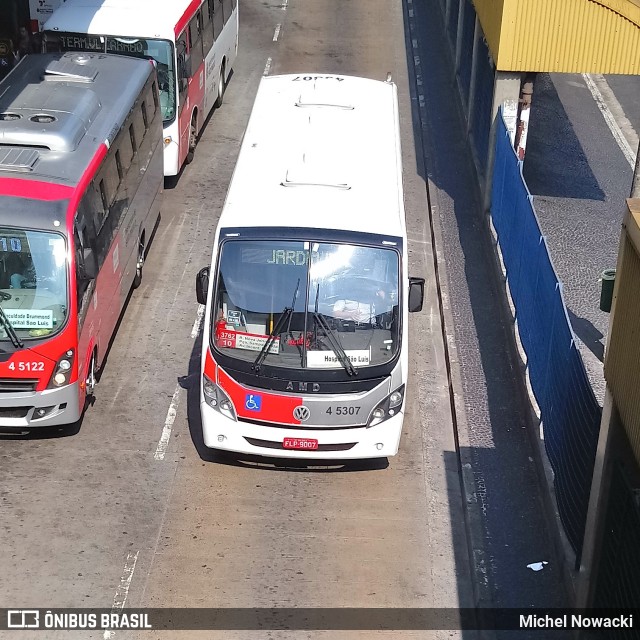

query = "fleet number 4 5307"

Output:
[[326, 406, 361, 416], [8, 361, 45, 371]]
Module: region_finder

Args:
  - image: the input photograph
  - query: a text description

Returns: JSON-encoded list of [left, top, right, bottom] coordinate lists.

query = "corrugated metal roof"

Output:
[[473, 0, 640, 74]]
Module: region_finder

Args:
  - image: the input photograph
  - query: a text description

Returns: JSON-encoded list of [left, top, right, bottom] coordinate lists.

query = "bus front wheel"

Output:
[[85, 353, 97, 398], [186, 113, 197, 164]]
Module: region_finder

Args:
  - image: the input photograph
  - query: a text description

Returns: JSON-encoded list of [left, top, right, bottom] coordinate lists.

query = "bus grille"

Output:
[[0, 379, 38, 393], [244, 437, 357, 452], [0, 406, 30, 418], [237, 416, 363, 431]]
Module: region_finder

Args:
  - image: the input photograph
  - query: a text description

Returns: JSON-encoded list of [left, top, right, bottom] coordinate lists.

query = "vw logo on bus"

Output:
[[293, 405, 310, 422]]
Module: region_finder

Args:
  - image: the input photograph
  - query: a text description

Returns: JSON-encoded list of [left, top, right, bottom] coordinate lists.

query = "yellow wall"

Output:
[[605, 200, 640, 464], [472, 0, 640, 74]]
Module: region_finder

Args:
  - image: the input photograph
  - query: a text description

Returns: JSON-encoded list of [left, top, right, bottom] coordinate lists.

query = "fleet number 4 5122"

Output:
[[8, 361, 45, 371]]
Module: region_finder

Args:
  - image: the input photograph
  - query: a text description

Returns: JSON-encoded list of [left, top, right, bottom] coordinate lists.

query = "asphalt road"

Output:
[[0, 1, 474, 639]]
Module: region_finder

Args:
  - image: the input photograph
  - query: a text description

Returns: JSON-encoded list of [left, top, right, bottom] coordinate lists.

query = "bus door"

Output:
[[187, 11, 205, 114], [73, 218, 99, 386], [177, 12, 205, 166], [176, 32, 190, 167]]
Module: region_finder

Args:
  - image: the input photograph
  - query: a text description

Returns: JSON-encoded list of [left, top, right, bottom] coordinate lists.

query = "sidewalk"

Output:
[[523, 71, 639, 405]]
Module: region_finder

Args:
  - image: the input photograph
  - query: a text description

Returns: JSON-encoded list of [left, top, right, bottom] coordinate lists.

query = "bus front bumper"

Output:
[[200, 401, 404, 460], [0, 381, 82, 429]]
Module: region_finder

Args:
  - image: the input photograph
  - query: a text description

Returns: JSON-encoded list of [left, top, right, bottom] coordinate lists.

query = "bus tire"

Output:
[[215, 62, 226, 108], [133, 234, 145, 289], [186, 112, 197, 164], [85, 352, 97, 398]]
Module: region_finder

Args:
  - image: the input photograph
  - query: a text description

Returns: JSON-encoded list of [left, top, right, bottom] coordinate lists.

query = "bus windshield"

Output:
[[0, 228, 69, 341], [213, 239, 400, 371], [45, 32, 176, 122]]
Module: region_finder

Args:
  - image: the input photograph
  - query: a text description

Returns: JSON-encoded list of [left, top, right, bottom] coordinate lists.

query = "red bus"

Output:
[[43, 0, 240, 176], [0, 52, 163, 428]]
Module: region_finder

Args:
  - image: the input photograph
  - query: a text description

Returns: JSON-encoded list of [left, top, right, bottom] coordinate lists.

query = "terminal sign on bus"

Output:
[[57, 34, 147, 55]]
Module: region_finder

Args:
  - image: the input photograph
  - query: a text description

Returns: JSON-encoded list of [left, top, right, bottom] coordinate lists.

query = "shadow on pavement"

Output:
[[523, 73, 605, 201]]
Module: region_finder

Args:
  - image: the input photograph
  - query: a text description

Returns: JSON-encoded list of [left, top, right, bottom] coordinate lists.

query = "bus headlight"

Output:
[[367, 385, 405, 427], [47, 349, 75, 389], [202, 375, 236, 421]]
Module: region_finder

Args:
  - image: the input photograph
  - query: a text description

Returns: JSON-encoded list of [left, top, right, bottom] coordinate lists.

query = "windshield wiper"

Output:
[[0, 299, 23, 349], [312, 285, 357, 376], [252, 279, 300, 372]]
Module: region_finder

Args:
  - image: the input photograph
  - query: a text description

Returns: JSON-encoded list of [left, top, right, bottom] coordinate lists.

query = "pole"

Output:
[[631, 139, 640, 198]]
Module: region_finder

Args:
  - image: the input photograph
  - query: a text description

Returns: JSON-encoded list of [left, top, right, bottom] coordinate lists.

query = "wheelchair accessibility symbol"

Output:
[[245, 394, 262, 412]]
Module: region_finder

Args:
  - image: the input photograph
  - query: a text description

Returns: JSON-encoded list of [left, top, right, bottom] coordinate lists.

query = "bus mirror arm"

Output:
[[408, 277, 425, 313], [196, 267, 210, 305]]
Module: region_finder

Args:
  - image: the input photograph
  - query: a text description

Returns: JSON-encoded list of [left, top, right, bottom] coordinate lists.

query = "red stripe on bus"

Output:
[[0, 178, 72, 201], [204, 347, 217, 380], [217, 367, 304, 424], [175, 0, 203, 37]]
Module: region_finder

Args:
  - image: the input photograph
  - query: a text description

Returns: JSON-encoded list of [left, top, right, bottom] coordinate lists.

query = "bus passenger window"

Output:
[[222, 0, 233, 23], [150, 83, 159, 115], [141, 101, 148, 130], [129, 124, 137, 154], [98, 180, 109, 213], [115, 151, 124, 181], [176, 35, 189, 107], [188, 14, 204, 73], [202, 0, 214, 53], [212, 0, 224, 40]]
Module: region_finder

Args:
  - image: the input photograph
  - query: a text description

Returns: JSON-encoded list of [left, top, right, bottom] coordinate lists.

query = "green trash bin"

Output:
[[599, 269, 616, 313]]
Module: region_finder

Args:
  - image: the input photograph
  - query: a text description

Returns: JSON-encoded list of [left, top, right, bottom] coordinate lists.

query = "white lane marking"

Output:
[[263, 57, 272, 76], [103, 551, 139, 640], [280, 0, 288, 9], [273, 24, 281, 41], [154, 385, 181, 461], [583, 73, 635, 168], [190, 304, 205, 338]]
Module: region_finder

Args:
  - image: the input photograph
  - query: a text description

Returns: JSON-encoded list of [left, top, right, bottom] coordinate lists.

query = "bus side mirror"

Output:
[[196, 266, 209, 305], [82, 247, 98, 281], [408, 277, 425, 312]]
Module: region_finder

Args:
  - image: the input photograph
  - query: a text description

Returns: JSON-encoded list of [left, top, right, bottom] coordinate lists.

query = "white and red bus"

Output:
[[195, 74, 425, 459], [0, 52, 163, 428], [43, 0, 239, 176]]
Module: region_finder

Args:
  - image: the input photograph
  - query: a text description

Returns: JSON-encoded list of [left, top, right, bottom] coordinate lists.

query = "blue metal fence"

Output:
[[490, 113, 601, 560]]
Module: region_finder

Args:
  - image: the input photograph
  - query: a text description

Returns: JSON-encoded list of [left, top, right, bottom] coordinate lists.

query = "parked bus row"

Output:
[[0, 46, 423, 460], [0, 0, 238, 433]]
